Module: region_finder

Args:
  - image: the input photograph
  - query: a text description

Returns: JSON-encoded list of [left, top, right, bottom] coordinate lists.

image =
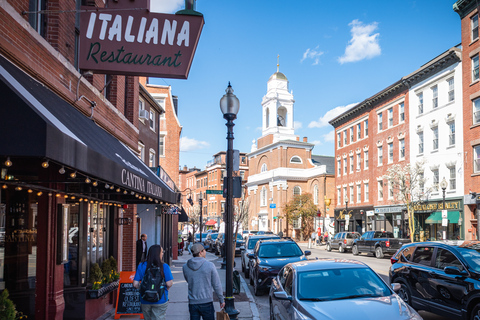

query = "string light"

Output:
[[105, 183, 110, 189], [15, 186, 22, 191], [27, 189, 33, 193], [4, 157, 12, 167], [92, 181, 98, 187], [85, 177, 91, 183], [69, 171, 77, 178], [116, 188, 120, 192], [64, 195, 69, 198], [37, 192, 42, 196], [56, 194, 61, 197], [2, 185, 7, 189], [41, 160, 49, 168], [59, 166, 65, 174]]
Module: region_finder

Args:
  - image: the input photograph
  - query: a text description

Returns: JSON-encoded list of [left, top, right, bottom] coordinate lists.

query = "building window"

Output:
[[447, 78, 454, 102], [399, 139, 405, 160], [418, 131, 424, 154], [293, 186, 301, 196], [473, 13, 479, 41], [343, 187, 347, 203], [290, 156, 302, 164], [357, 185, 361, 203], [388, 182, 394, 199], [473, 55, 479, 82], [138, 142, 145, 162], [378, 146, 383, 166], [149, 109, 156, 130], [399, 103, 404, 123], [261, 163, 267, 172], [337, 133, 341, 148], [418, 93, 424, 115], [350, 186, 354, 203], [29, 0, 46, 36], [357, 123, 361, 139], [350, 127, 354, 143], [350, 156, 354, 173], [419, 172, 424, 193], [431, 127, 438, 151], [474, 98, 480, 125], [337, 160, 341, 176], [261, 187, 267, 206], [343, 158, 347, 174], [432, 168, 439, 191], [378, 113, 383, 131], [388, 108, 393, 127], [388, 143, 393, 163], [475, 146, 480, 173], [364, 150, 369, 169], [449, 121, 455, 146], [344, 130, 348, 145], [313, 185, 319, 205], [356, 154, 361, 171], [337, 188, 341, 205], [240, 170, 245, 180], [432, 85, 438, 109], [139, 98, 146, 119], [149, 149, 156, 167], [378, 180, 383, 200], [159, 135, 165, 157], [449, 166, 456, 190], [364, 120, 368, 136], [364, 183, 369, 202]]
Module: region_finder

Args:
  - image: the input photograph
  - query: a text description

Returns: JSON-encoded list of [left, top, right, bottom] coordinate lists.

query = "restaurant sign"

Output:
[[413, 200, 461, 213], [79, 6, 204, 79]]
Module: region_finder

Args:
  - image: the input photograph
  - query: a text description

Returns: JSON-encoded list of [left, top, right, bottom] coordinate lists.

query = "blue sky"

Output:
[[150, 0, 460, 170]]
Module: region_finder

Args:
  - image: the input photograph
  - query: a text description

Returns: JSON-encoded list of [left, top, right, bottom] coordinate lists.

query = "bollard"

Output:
[[308, 238, 312, 248]]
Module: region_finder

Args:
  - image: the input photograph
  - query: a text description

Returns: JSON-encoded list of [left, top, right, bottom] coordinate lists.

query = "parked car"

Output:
[[389, 240, 480, 320], [247, 238, 311, 296], [326, 231, 361, 253], [352, 230, 410, 258], [241, 234, 280, 278], [257, 230, 274, 235], [214, 233, 245, 256], [204, 233, 218, 252], [194, 233, 206, 244], [242, 230, 259, 240], [270, 259, 421, 320]]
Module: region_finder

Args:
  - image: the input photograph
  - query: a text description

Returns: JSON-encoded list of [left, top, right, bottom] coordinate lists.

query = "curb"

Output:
[[239, 271, 261, 320]]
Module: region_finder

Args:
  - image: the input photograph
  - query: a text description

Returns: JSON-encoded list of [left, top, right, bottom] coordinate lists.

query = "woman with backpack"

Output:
[[133, 245, 173, 320]]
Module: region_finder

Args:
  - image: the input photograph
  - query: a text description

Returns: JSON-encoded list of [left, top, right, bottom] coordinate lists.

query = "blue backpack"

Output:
[[139, 266, 166, 302]]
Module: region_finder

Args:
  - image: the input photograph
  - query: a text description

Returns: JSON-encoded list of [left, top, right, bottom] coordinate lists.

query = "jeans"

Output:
[[188, 302, 215, 320], [141, 302, 168, 320], [188, 242, 193, 255]]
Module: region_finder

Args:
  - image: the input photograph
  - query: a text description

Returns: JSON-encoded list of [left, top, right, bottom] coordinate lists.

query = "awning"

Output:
[[0, 55, 175, 204], [425, 211, 460, 224], [205, 219, 216, 226], [178, 207, 188, 222]]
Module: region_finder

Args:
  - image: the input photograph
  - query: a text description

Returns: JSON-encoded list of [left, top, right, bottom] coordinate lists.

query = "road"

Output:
[[224, 242, 451, 320]]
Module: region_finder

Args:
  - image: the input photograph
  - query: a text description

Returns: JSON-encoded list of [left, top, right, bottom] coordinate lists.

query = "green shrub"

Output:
[[0, 289, 20, 320], [89, 263, 103, 289]]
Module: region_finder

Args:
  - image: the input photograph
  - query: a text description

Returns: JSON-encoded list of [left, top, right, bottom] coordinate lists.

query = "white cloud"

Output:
[[301, 46, 324, 65], [322, 130, 335, 142], [308, 103, 358, 128], [150, 0, 184, 13], [180, 136, 210, 152], [338, 19, 381, 64], [294, 121, 303, 130], [310, 140, 322, 146]]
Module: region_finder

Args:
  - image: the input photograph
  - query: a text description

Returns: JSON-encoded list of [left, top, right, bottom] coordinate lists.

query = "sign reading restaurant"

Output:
[[79, 3, 204, 79]]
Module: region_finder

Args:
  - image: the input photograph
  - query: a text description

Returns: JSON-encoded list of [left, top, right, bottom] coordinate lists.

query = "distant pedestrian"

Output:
[[136, 233, 148, 268], [187, 232, 193, 255], [183, 243, 225, 320], [133, 245, 173, 320]]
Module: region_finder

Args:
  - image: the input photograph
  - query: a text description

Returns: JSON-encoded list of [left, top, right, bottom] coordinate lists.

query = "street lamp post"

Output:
[[220, 82, 240, 319], [199, 192, 203, 244], [345, 195, 349, 232], [440, 177, 448, 240]]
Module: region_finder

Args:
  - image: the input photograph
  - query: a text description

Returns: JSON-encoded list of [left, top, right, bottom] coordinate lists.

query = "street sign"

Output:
[[206, 190, 223, 194], [270, 203, 276, 209]]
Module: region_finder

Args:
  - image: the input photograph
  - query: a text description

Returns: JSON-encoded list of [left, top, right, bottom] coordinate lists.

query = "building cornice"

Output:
[[247, 139, 314, 158], [453, 0, 477, 19]]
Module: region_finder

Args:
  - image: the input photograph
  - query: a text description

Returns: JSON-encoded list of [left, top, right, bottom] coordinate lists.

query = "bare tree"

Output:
[[282, 193, 317, 240], [383, 159, 430, 242]]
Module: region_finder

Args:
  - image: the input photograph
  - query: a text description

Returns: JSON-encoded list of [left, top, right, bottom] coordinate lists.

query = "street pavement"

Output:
[[97, 250, 259, 320]]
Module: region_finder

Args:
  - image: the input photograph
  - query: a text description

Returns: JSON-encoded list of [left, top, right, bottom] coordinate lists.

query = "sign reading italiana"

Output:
[[79, 5, 204, 79]]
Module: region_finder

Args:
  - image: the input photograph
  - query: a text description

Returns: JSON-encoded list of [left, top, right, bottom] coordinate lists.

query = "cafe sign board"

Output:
[[79, 4, 204, 79]]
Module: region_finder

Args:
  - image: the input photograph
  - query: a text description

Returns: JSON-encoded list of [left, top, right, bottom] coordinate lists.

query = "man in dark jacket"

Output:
[[136, 233, 147, 268]]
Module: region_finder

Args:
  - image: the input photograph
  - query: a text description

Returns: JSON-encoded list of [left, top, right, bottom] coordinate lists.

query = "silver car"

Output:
[[241, 234, 280, 278], [269, 259, 422, 320]]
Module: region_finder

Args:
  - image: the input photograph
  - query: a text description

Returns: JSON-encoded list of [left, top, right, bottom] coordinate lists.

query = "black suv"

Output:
[[247, 239, 310, 296], [389, 241, 480, 320]]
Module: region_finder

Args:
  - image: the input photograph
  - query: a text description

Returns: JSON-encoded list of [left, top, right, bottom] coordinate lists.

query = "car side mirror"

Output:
[[444, 266, 466, 275], [304, 250, 311, 256], [391, 283, 401, 292], [247, 253, 255, 259], [273, 291, 292, 301]]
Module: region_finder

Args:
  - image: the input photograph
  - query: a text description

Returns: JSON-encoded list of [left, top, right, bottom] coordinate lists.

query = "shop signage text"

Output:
[[121, 169, 163, 198], [413, 201, 460, 212]]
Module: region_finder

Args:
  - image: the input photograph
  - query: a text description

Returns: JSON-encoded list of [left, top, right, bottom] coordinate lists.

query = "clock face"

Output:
[[277, 115, 285, 126]]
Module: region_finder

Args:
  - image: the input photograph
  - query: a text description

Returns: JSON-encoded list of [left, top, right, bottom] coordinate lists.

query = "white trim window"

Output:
[[364, 183, 369, 202], [261, 187, 267, 206], [356, 184, 361, 203], [149, 109, 156, 130], [337, 160, 341, 176], [290, 156, 302, 164], [139, 98, 145, 118], [378, 180, 384, 200], [344, 158, 347, 175], [357, 123, 361, 140], [293, 186, 301, 196], [337, 133, 342, 148], [447, 78, 454, 102], [350, 127, 354, 143], [343, 187, 347, 203], [399, 139, 405, 160], [388, 143, 393, 163], [418, 93, 424, 115], [337, 188, 341, 205], [432, 127, 439, 151], [419, 172, 424, 194], [313, 185, 319, 205], [473, 55, 479, 82], [364, 150, 369, 169], [473, 13, 479, 41], [432, 85, 438, 109], [350, 155, 354, 173], [432, 168, 439, 191], [388, 181, 394, 200], [399, 102, 405, 123], [475, 145, 480, 173], [378, 146, 383, 166], [356, 154, 361, 171], [344, 130, 348, 145], [474, 98, 480, 125], [388, 108, 393, 127], [350, 186, 354, 204], [364, 120, 368, 137], [449, 121, 456, 146], [138, 142, 145, 162], [149, 149, 156, 167], [418, 131, 424, 154], [449, 166, 456, 190], [261, 163, 268, 172], [378, 113, 383, 131], [159, 135, 165, 157]]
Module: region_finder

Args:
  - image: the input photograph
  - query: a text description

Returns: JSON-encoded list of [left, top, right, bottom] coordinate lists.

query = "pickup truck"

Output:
[[351, 230, 410, 259]]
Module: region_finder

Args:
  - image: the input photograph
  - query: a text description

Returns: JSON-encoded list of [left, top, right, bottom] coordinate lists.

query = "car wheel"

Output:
[[472, 303, 480, 320], [352, 245, 359, 255], [397, 283, 413, 307], [339, 245, 345, 253], [270, 299, 275, 320], [326, 243, 332, 252], [375, 247, 384, 259]]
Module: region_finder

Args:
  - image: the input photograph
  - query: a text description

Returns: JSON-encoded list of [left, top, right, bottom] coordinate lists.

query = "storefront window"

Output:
[[88, 204, 107, 279], [64, 204, 79, 287]]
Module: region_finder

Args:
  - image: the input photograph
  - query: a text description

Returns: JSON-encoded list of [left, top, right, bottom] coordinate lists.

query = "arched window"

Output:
[[290, 156, 302, 164], [293, 186, 301, 196], [261, 186, 267, 206], [261, 163, 268, 173], [277, 106, 287, 127], [266, 108, 270, 128], [313, 185, 319, 205]]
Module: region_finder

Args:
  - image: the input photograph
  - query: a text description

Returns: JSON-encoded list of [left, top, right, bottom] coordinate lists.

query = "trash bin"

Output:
[[233, 270, 241, 294]]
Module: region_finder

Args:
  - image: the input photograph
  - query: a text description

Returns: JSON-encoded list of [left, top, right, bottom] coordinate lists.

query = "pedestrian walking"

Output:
[[136, 233, 148, 268], [133, 245, 173, 320], [183, 243, 225, 320], [187, 232, 193, 255]]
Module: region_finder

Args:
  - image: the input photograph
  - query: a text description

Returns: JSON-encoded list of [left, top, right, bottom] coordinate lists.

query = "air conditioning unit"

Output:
[[139, 109, 149, 120]]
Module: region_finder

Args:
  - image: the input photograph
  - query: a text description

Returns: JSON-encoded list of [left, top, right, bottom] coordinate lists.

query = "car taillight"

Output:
[[344, 239, 347, 244], [390, 256, 398, 265], [386, 240, 390, 247]]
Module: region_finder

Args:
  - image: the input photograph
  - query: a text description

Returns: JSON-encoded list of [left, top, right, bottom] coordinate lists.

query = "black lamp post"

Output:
[[220, 82, 240, 319], [440, 177, 448, 240], [345, 195, 349, 232], [199, 192, 203, 244]]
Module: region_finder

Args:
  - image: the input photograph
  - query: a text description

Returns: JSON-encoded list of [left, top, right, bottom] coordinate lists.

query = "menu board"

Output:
[[114, 271, 144, 319]]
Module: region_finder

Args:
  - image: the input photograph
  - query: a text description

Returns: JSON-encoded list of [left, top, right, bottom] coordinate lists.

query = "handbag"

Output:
[[216, 309, 230, 320]]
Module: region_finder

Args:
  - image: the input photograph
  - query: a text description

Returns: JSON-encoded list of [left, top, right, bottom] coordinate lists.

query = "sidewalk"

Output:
[[97, 251, 260, 320]]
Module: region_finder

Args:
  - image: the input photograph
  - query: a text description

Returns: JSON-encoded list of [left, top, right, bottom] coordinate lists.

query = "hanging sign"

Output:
[[79, 4, 204, 79]]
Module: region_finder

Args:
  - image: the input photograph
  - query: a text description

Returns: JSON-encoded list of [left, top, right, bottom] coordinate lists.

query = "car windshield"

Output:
[[248, 237, 280, 249], [297, 268, 391, 301], [346, 233, 359, 239], [456, 244, 480, 272], [258, 243, 302, 258]]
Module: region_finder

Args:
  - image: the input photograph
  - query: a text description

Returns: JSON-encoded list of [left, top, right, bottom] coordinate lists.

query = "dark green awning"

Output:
[[425, 211, 460, 224]]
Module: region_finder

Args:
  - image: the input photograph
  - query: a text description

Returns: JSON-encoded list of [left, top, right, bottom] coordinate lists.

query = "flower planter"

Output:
[[87, 280, 119, 299]]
